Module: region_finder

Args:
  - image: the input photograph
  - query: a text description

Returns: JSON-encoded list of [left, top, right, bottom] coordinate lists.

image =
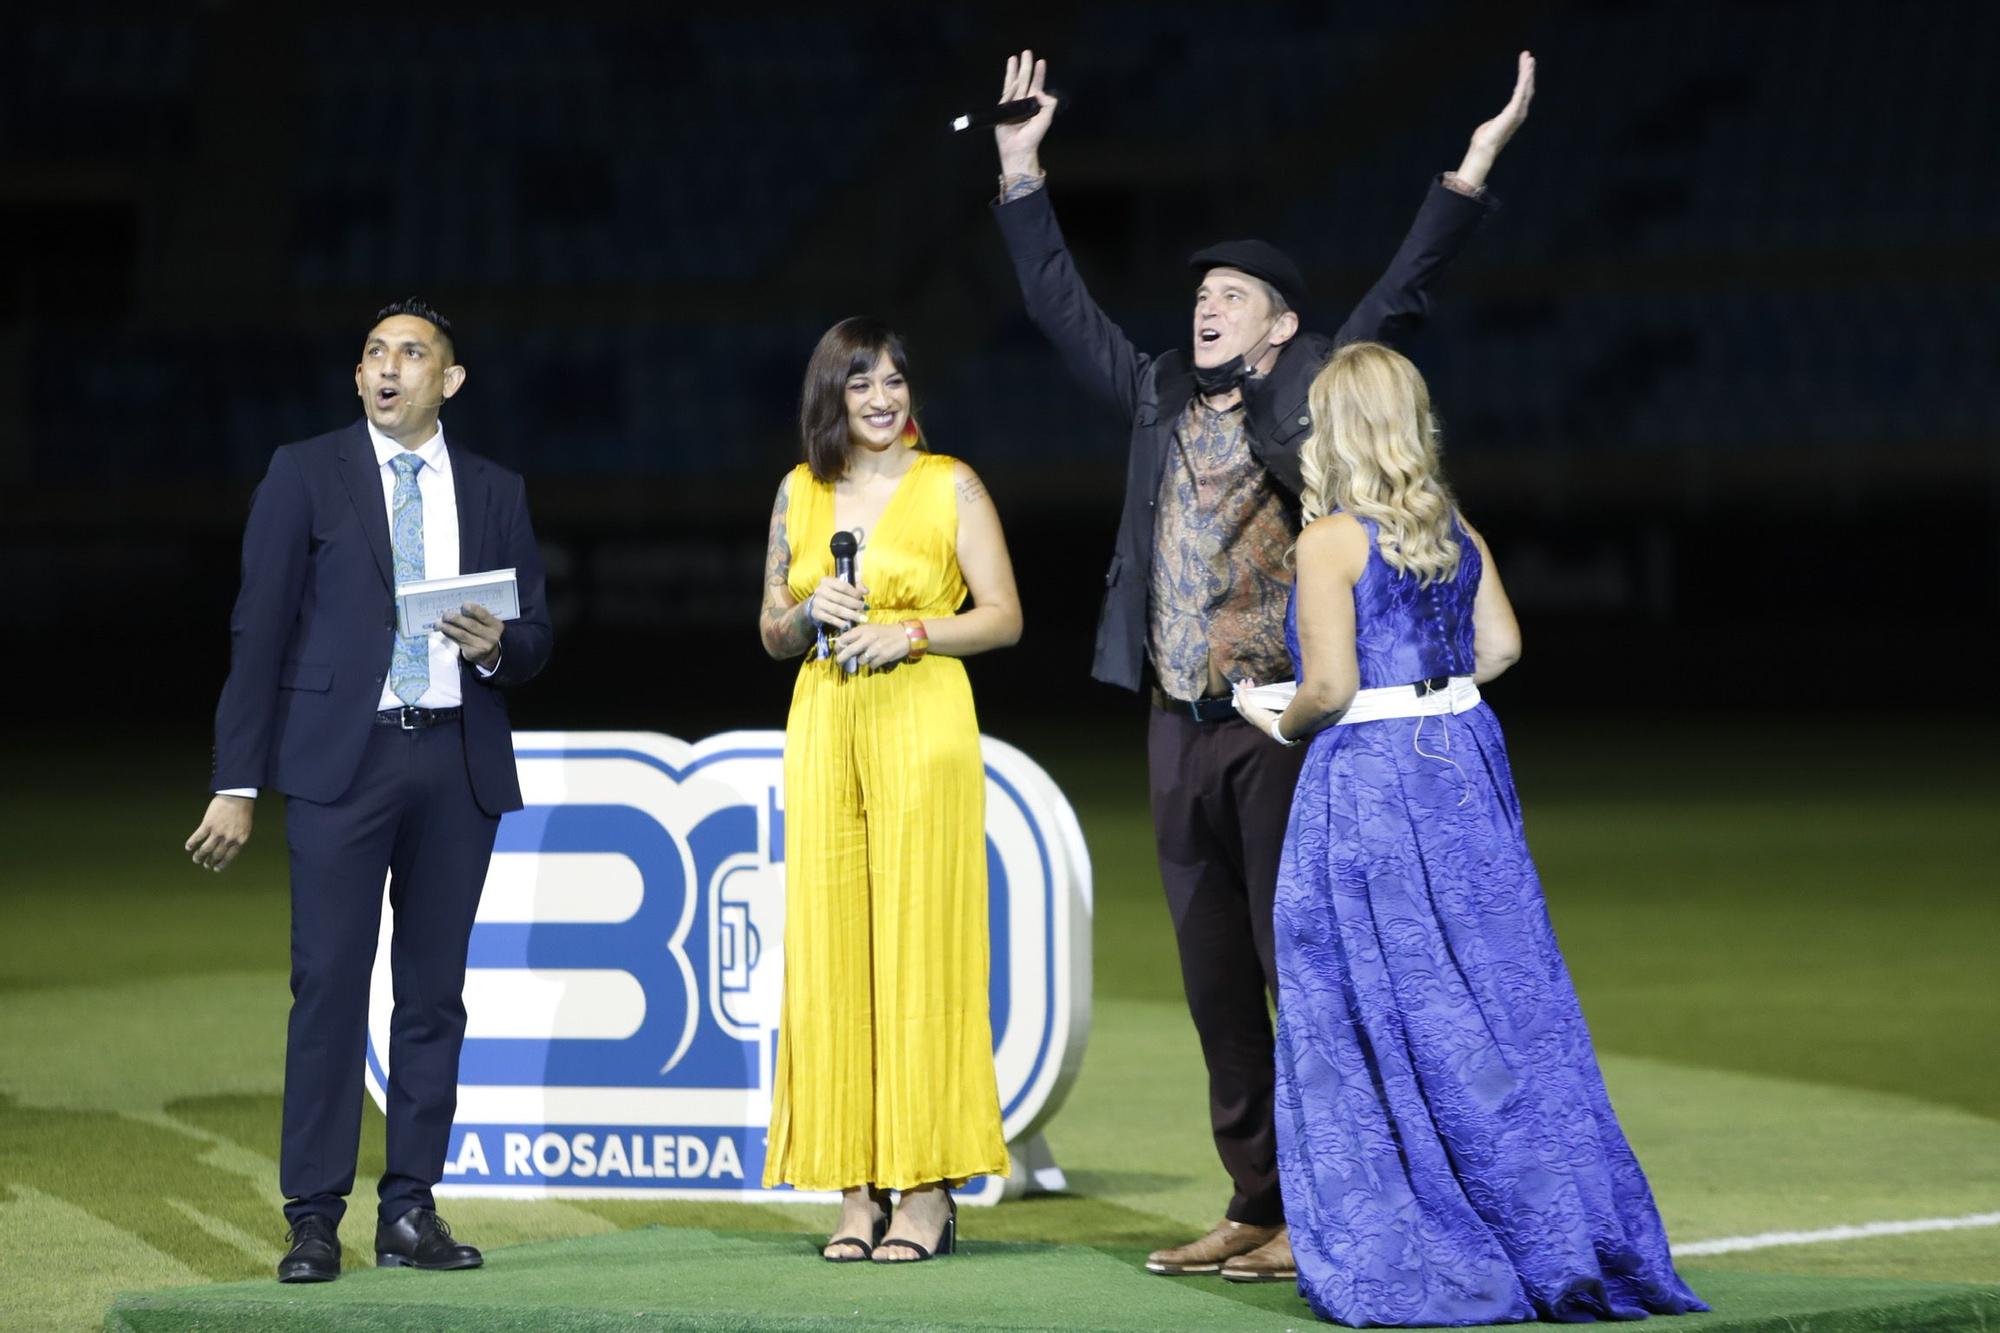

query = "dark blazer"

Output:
[[212, 420, 554, 814], [991, 178, 1496, 692]]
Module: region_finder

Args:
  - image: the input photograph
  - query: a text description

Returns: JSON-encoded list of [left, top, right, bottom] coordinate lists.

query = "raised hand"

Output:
[[1454, 51, 1536, 192], [995, 48, 1058, 178]]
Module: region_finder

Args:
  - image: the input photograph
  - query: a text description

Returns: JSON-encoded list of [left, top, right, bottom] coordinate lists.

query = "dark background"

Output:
[[5, 0, 1996, 754]]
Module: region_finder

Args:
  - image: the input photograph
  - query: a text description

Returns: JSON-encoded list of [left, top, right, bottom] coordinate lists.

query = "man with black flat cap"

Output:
[[989, 49, 1535, 1281]]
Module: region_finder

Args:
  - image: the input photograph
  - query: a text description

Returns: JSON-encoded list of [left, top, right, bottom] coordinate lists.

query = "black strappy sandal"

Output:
[[821, 1187, 892, 1263], [872, 1188, 955, 1263]]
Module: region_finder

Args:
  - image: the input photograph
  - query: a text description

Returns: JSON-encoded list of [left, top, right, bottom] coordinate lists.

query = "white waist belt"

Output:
[[1337, 675, 1482, 726]]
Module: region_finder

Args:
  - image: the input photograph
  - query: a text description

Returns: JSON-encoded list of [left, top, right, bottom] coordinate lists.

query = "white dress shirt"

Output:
[[369, 419, 465, 711], [214, 419, 496, 799]]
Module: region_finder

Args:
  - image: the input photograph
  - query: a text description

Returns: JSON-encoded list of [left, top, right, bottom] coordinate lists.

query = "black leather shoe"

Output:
[[277, 1215, 340, 1283], [375, 1207, 483, 1270]]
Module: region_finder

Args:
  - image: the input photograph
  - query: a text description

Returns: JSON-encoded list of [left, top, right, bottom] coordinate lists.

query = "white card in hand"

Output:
[[396, 568, 520, 638]]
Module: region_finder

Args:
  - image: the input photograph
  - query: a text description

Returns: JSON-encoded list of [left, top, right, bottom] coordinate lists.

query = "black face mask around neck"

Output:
[[1192, 355, 1251, 397], [1192, 320, 1282, 399]]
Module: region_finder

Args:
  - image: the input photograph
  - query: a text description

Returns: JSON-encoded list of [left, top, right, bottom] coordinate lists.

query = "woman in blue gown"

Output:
[[1231, 342, 1706, 1326]]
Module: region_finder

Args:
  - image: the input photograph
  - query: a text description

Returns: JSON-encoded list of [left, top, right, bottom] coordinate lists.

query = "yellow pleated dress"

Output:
[[763, 452, 1010, 1192]]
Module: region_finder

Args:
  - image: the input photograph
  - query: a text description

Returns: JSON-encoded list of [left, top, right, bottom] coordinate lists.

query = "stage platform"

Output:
[[107, 1226, 2000, 1332]]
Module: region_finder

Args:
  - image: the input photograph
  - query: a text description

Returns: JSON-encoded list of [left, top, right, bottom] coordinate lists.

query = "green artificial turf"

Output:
[[102, 1230, 2000, 1333], [3, 717, 1998, 1331]]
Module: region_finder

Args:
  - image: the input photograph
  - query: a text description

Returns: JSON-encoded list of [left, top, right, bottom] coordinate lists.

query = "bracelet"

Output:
[[1268, 714, 1299, 747], [902, 619, 929, 662], [805, 594, 827, 659]]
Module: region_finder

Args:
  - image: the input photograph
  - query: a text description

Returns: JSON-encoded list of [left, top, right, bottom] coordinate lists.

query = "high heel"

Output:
[[821, 1187, 893, 1263], [872, 1187, 955, 1262]]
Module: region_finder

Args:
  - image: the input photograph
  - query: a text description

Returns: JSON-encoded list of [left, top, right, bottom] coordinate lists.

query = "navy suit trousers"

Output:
[[279, 717, 498, 1228]]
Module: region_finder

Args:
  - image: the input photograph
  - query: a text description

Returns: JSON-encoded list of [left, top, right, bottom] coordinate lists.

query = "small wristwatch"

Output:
[[902, 619, 929, 661]]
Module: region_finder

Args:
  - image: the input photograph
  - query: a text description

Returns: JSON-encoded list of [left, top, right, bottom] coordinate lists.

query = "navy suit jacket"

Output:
[[211, 421, 553, 815]]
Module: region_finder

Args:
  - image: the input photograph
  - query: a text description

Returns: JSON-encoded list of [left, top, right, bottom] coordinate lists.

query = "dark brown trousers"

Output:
[[1147, 704, 1309, 1226]]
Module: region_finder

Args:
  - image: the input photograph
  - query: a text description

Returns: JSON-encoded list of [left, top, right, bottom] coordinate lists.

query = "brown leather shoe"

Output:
[[1145, 1219, 1282, 1275], [1220, 1227, 1296, 1283]]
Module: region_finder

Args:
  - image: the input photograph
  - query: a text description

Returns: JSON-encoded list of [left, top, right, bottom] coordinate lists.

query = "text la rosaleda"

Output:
[[444, 1130, 746, 1181]]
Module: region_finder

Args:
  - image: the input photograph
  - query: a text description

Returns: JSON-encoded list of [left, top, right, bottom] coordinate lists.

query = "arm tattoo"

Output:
[[999, 173, 1047, 204], [956, 472, 990, 507], [759, 481, 816, 658], [763, 481, 791, 588]]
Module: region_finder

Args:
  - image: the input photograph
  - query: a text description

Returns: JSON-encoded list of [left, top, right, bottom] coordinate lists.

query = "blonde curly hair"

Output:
[[1298, 341, 1461, 585]]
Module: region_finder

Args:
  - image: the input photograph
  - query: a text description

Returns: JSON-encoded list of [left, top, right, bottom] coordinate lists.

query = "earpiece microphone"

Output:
[[363, 391, 448, 411]]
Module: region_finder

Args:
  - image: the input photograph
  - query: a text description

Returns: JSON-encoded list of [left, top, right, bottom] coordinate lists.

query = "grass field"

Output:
[[4, 715, 1998, 1330]]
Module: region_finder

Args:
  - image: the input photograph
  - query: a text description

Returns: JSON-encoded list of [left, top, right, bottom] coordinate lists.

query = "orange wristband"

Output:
[[902, 619, 929, 661]]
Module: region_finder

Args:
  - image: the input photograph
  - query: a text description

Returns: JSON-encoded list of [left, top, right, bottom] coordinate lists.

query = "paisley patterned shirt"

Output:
[[1147, 397, 1297, 701]]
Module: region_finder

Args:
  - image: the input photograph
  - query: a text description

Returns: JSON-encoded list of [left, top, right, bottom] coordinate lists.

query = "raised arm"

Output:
[[990, 50, 1151, 418], [1333, 52, 1535, 348], [1447, 51, 1535, 194]]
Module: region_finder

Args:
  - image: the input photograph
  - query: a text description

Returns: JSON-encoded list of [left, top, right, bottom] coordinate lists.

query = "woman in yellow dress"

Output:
[[757, 317, 1021, 1263]]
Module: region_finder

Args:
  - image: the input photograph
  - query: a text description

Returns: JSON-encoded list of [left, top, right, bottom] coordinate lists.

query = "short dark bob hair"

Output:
[[798, 317, 922, 482]]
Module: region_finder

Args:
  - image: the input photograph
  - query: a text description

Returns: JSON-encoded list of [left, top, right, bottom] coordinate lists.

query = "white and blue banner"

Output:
[[364, 730, 1091, 1206]]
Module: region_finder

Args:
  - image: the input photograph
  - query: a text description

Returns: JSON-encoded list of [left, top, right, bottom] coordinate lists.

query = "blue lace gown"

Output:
[[1274, 518, 1706, 1326]]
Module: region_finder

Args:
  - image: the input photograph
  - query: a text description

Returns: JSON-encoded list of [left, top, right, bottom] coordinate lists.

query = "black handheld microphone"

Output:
[[829, 530, 860, 673], [951, 95, 1059, 133]]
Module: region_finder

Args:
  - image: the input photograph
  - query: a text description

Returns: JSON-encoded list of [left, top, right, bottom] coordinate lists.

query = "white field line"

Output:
[[1674, 1210, 2000, 1256], [165, 1198, 270, 1263]]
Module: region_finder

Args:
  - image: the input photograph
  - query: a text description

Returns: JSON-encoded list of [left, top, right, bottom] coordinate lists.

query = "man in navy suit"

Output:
[[185, 299, 553, 1282]]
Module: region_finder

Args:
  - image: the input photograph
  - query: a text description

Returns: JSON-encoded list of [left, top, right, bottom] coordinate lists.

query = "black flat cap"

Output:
[[1187, 239, 1306, 311]]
